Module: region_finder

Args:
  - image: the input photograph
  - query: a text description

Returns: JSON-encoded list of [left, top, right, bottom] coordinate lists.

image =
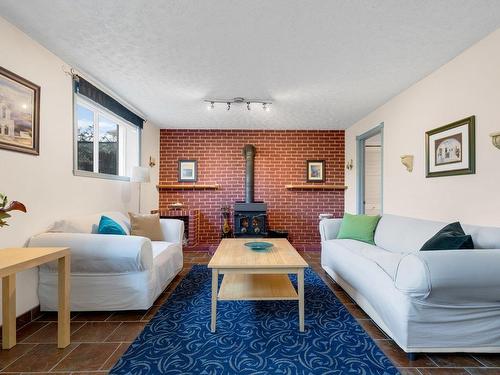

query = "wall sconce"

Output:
[[490, 132, 500, 149], [149, 156, 156, 168], [346, 159, 353, 170], [400, 155, 414, 172]]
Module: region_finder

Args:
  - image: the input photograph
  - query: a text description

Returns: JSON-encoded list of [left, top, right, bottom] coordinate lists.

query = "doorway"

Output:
[[356, 124, 383, 215]]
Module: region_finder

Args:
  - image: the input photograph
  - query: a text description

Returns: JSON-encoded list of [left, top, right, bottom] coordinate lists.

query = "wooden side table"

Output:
[[0, 247, 70, 349]]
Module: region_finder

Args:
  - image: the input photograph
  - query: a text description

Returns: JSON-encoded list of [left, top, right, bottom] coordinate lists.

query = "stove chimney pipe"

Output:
[[242, 144, 256, 203]]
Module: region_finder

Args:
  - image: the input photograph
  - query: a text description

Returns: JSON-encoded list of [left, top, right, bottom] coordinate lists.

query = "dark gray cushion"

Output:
[[420, 222, 474, 251]]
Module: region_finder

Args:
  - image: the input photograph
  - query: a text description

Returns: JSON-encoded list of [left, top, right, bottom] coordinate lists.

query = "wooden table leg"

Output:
[[210, 269, 218, 332], [57, 255, 70, 348], [297, 268, 304, 332], [2, 274, 16, 349]]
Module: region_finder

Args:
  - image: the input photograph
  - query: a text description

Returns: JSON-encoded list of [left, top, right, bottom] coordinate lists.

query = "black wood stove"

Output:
[[234, 144, 267, 237]]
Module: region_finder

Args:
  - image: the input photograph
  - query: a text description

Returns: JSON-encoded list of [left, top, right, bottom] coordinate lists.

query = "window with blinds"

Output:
[[73, 76, 143, 180]]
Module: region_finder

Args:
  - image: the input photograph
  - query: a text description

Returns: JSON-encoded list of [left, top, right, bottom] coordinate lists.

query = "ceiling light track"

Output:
[[205, 97, 272, 111]]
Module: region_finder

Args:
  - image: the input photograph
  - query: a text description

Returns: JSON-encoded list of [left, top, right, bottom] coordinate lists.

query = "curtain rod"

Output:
[[62, 64, 149, 122]]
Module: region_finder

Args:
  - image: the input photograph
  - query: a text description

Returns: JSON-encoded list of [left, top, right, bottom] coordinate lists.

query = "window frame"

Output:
[[73, 93, 141, 181]]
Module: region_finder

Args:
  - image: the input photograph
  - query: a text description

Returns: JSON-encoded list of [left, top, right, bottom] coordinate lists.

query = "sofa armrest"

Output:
[[395, 250, 500, 305], [319, 219, 342, 242], [160, 219, 184, 245], [28, 233, 153, 273]]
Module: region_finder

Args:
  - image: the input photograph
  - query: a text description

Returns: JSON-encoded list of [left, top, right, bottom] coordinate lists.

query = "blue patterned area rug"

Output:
[[110, 265, 399, 375]]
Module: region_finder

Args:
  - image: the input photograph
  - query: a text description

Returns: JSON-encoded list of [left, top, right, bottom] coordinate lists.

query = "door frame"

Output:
[[356, 123, 384, 214]]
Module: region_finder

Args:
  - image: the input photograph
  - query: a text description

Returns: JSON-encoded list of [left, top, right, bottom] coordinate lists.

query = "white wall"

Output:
[[0, 16, 159, 322], [345, 28, 500, 226], [140, 124, 160, 214]]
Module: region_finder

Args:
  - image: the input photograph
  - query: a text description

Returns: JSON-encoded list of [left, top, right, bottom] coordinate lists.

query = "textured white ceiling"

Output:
[[1, 1, 500, 129]]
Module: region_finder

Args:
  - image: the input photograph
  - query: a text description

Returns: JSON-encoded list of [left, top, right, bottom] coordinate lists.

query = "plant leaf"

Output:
[[0, 194, 6, 209], [4, 201, 27, 213]]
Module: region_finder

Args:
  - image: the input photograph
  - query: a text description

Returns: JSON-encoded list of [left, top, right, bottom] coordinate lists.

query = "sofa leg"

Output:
[[407, 353, 418, 361]]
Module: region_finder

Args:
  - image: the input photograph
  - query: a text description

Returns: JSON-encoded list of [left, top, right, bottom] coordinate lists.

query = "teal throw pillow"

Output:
[[336, 212, 381, 245], [98, 215, 127, 235]]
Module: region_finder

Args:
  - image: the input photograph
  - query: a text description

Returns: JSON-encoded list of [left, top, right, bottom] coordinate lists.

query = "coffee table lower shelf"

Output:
[[218, 274, 298, 301]]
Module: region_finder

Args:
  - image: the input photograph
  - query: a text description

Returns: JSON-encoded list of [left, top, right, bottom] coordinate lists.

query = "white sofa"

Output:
[[28, 212, 184, 311], [320, 214, 500, 354]]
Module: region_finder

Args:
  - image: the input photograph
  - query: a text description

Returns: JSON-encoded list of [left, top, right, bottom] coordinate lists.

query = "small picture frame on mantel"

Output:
[[178, 160, 198, 182], [306, 160, 325, 182]]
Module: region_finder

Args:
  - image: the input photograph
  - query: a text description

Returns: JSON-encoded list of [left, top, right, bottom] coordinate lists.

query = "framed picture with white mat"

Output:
[[425, 116, 475, 178]]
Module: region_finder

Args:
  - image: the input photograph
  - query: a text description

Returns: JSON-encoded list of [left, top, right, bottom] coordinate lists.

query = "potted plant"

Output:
[[0, 193, 27, 227]]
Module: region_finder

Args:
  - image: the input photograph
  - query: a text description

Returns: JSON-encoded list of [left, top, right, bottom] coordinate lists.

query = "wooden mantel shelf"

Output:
[[157, 184, 220, 190], [285, 184, 348, 190]]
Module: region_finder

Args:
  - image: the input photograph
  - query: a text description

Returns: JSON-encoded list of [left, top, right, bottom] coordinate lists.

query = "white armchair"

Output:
[[28, 212, 184, 311]]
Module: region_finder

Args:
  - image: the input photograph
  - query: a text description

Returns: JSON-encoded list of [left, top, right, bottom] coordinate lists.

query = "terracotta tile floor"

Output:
[[1, 250, 499, 374]]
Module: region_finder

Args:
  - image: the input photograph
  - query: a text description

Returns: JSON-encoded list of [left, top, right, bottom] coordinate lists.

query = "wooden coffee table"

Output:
[[208, 238, 308, 332]]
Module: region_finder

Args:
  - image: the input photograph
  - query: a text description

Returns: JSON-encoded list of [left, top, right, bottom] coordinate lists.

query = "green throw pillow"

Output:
[[336, 212, 381, 245]]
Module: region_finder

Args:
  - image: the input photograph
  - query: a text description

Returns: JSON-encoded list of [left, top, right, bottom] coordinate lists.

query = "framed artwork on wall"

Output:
[[0, 66, 40, 155], [178, 159, 198, 182], [425, 116, 475, 178], [306, 160, 325, 182]]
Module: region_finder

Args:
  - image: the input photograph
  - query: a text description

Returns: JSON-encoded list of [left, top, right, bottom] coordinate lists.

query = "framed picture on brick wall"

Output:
[[178, 159, 197, 182], [307, 160, 325, 182]]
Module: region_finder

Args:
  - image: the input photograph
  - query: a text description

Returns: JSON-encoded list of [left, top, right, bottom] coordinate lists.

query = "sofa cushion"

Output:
[[323, 239, 432, 300], [337, 213, 381, 244], [420, 222, 474, 251], [323, 239, 403, 280], [462, 224, 500, 249], [375, 214, 500, 252], [374, 214, 452, 253], [151, 241, 178, 258], [48, 211, 130, 235]]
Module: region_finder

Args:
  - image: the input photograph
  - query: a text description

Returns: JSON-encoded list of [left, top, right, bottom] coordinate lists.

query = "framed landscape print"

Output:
[[0, 66, 40, 155], [425, 116, 475, 178], [178, 160, 197, 182], [307, 160, 325, 182]]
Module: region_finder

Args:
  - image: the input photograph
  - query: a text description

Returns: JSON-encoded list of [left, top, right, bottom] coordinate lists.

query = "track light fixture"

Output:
[[204, 97, 272, 112]]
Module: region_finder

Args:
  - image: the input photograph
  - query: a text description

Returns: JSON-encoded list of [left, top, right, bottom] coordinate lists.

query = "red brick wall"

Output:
[[159, 130, 345, 250]]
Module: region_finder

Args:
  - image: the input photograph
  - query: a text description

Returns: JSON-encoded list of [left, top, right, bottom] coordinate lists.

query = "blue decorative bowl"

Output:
[[244, 241, 274, 251]]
